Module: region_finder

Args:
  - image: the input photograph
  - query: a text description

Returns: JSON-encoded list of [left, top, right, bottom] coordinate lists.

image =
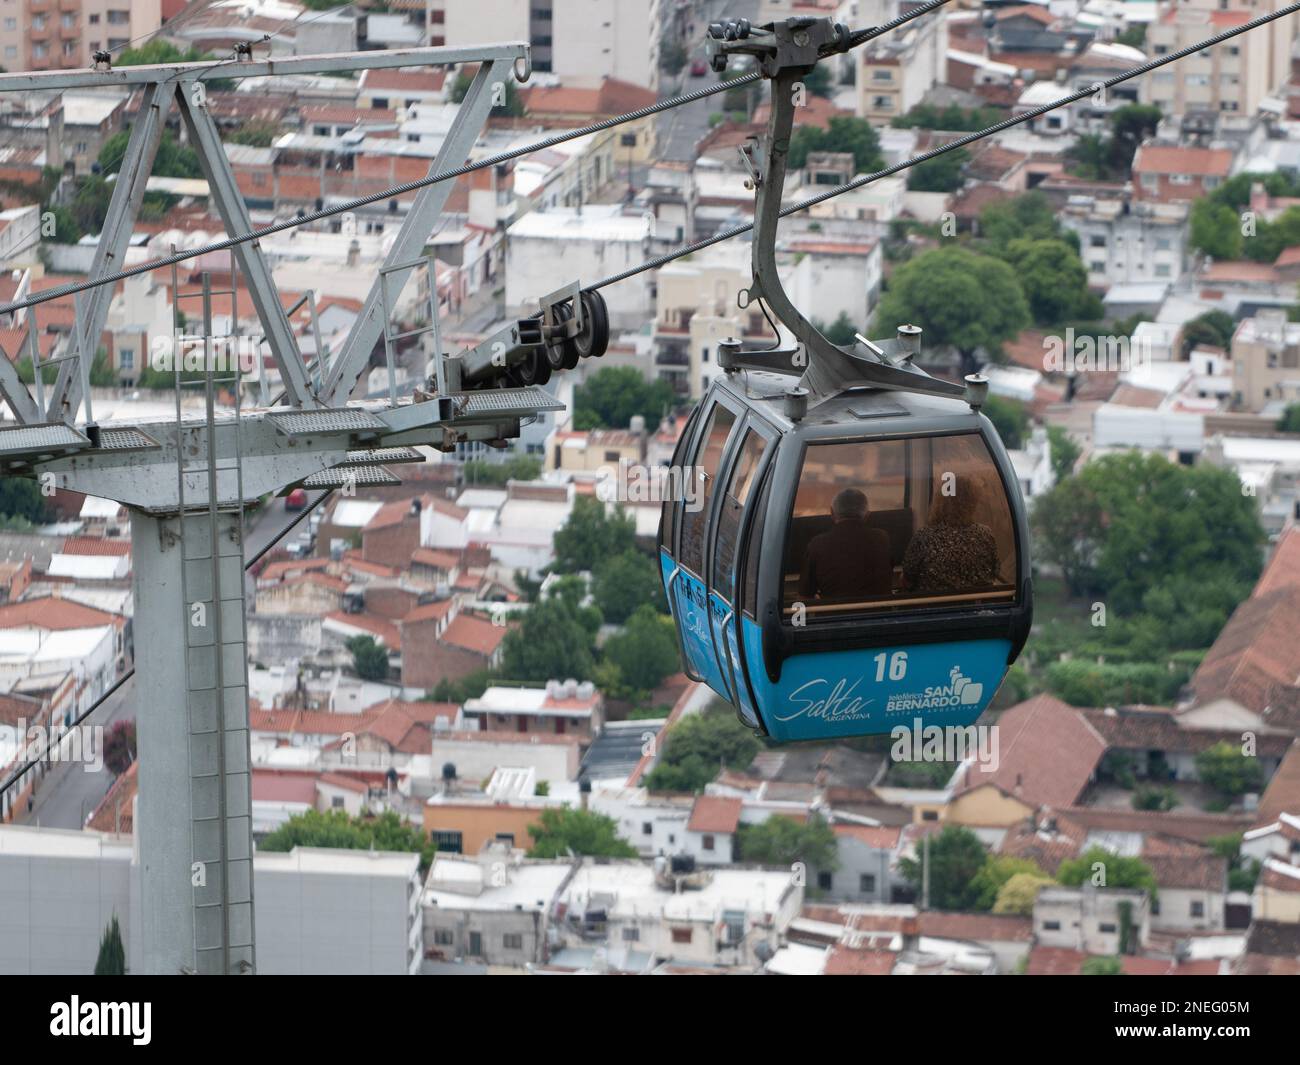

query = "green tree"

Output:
[[1066, 132, 1111, 181], [429, 667, 493, 704], [526, 807, 638, 858], [94, 915, 126, 975], [261, 808, 436, 870], [875, 246, 1030, 375], [1189, 198, 1244, 260], [736, 813, 838, 871], [0, 478, 50, 524], [993, 872, 1055, 916], [819, 310, 859, 346], [40, 204, 81, 245], [1195, 741, 1264, 799], [592, 550, 664, 623], [572, 365, 673, 430], [599, 604, 679, 698], [228, 118, 283, 147], [1081, 955, 1125, 975], [462, 454, 542, 486], [1030, 452, 1262, 610], [907, 148, 969, 192], [1057, 846, 1158, 897], [897, 825, 988, 911], [1002, 238, 1090, 325], [969, 855, 1046, 912], [1180, 309, 1235, 355], [1107, 104, 1161, 173], [788, 115, 885, 173], [660, 37, 688, 76], [1046, 425, 1081, 482], [346, 635, 389, 681], [98, 130, 202, 180], [978, 191, 1067, 250], [1279, 404, 1300, 432], [983, 394, 1029, 449], [643, 701, 760, 792], [552, 495, 637, 573], [450, 67, 525, 116], [499, 593, 598, 681], [892, 102, 1004, 132], [1131, 785, 1179, 811]]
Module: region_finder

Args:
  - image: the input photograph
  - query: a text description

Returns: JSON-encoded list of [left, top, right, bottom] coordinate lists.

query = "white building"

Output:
[[1033, 886, 1151, 955], [0, 205, 40, 268], [505, 205, 653, 331], [1061, 196, 1189, 289], [437, 0, 663, 91]]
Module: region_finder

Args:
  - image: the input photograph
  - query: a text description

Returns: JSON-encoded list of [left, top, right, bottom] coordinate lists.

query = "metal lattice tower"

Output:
[[0, 42, 565, 974]]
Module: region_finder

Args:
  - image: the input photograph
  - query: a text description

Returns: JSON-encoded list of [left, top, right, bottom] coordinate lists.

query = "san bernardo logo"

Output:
[[886, 665, 984, 714]]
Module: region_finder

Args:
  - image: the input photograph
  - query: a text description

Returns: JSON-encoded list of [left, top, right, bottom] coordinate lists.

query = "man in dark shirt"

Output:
[[799, 488, 893, 602]]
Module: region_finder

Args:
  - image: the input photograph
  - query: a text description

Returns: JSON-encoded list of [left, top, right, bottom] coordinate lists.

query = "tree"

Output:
[[450, 67, 525, 116], [1046, 425, 1081, 482], [228, 118, 283, 148], [429, 668, 492, 704], [978, 192, 1067, 250], [969, 855, 1045, 912], [599, 604, 679, 698], [572, 365, 673, 430], [736, 814, 838, 871], [462, 454, 542, 486], [660, 36, 688, 76], [552, 495, 637, 574], [1180, 309, 1235, 356], [261, 808, 435, 870], [0, 478, 49, 525], [891, 103, 1004, 132], [906, 148, 969, 192], [993, 872, 1055, 916], [104, 719, 136, 776], [94, 915, 126, 975], [526, 807, 638, 858], [1001, 238, 1090, 325], [787, 115, 885, 173], [346, 635, 390, 681], [98, 131, 202, 180], [1031, 452, 1263, 610], [875, 246, 1030, 374], [1132, 785, 1179, 811], [40, 204, 81, 245], [1107, 104, 1161, 173], [897, 825, 988, 910], [1189, 198, 1244, 260], [982, 394, 1029, 449], [499, 593, 598, 681], [642, 701, 760, 792], [1066, 132, 1111, 181], [1057, 846, 1157, 897], [1280, 404, 1300, 432], [592, 550, 664, 624], [819, 310, 859, 346], [1081, 955, 1125, 975], [1195, 741, 1264, 799]]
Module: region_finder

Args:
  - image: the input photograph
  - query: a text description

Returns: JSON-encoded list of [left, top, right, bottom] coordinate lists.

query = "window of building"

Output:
[[372, 96, 389, 109], [61, 12, 74, 27], [330, 795, 344, 808], [1190, 901, 1205, 918], [1043, 920, 1061, 931], [32, 14, 44, 29], [620, 132, 636, 147], [671, 927, 692, 944], [622, 927, 640, 941], [817, 871, 833, 891], [107, 10, 130, 24], [4, 16, 17, 29], [119, 348, 134, 370], [1099, 922, 1117, 933], [495, 833, 515, 846], [642, 821, 652, 835], [921, 810, 939, 821], [503, 933, 523, 950], [702, 834, 715, 851], [89, 13, 100, 23], [860, 874, 876, 893], [872, 95, 893, 110], [434, 928, 454, 946], [871, 68, 892, 81], [432, 830, 463, 853]]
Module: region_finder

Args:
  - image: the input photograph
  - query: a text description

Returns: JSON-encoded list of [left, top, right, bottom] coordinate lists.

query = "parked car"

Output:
[[285, 487, 308, 511], [690, 58, 708, 77]]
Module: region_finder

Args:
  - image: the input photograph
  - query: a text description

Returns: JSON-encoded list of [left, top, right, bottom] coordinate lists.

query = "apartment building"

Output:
[[1142, 0, 1300, 118], [1033, 887, 1152, 954], [0, 0, 161, 73], [434, 0, 662, 90], [1230, 309, 1300, 411], [856, 8, 946, 122], [1060, 195, 1190, 288]]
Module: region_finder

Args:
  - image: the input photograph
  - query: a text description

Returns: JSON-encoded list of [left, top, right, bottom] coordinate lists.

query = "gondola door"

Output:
[[706, 419, 777, 728], [662, 394, 742, 700]]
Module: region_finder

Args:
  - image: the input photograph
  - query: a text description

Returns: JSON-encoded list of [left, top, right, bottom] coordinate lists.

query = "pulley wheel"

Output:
[[574, 290, 610, 360], [544, 302, 575, 371]]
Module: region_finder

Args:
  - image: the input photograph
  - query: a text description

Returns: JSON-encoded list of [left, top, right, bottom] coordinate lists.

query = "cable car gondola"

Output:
[[657, 17, 1033, 741]]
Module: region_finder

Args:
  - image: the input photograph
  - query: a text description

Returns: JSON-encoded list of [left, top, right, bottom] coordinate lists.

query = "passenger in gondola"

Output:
[[902, 474, 999, 594], [799, 488, 893, 602]]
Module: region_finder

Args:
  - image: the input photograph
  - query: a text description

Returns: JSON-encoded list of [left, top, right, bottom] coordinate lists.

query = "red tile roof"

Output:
[[403, 598, 454, 625], [86, 762, 137, 835], [60, 536, 131, 556], [441, 613, 508, 657], [956, 694, 1106, 808], [1187, 586, 1300, 716], [1133, 145, 1234, 178], [251, 769, 318, 804], [825, 945, 896, 975], [324, 610, 400, 647], [832, 823, 902, 849], [359, 68, 447, 94], [411, 547, 459, 570], [0, 596, 120, 630], [916, 911, 1034, 942], [687, 795, 743, 834]]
